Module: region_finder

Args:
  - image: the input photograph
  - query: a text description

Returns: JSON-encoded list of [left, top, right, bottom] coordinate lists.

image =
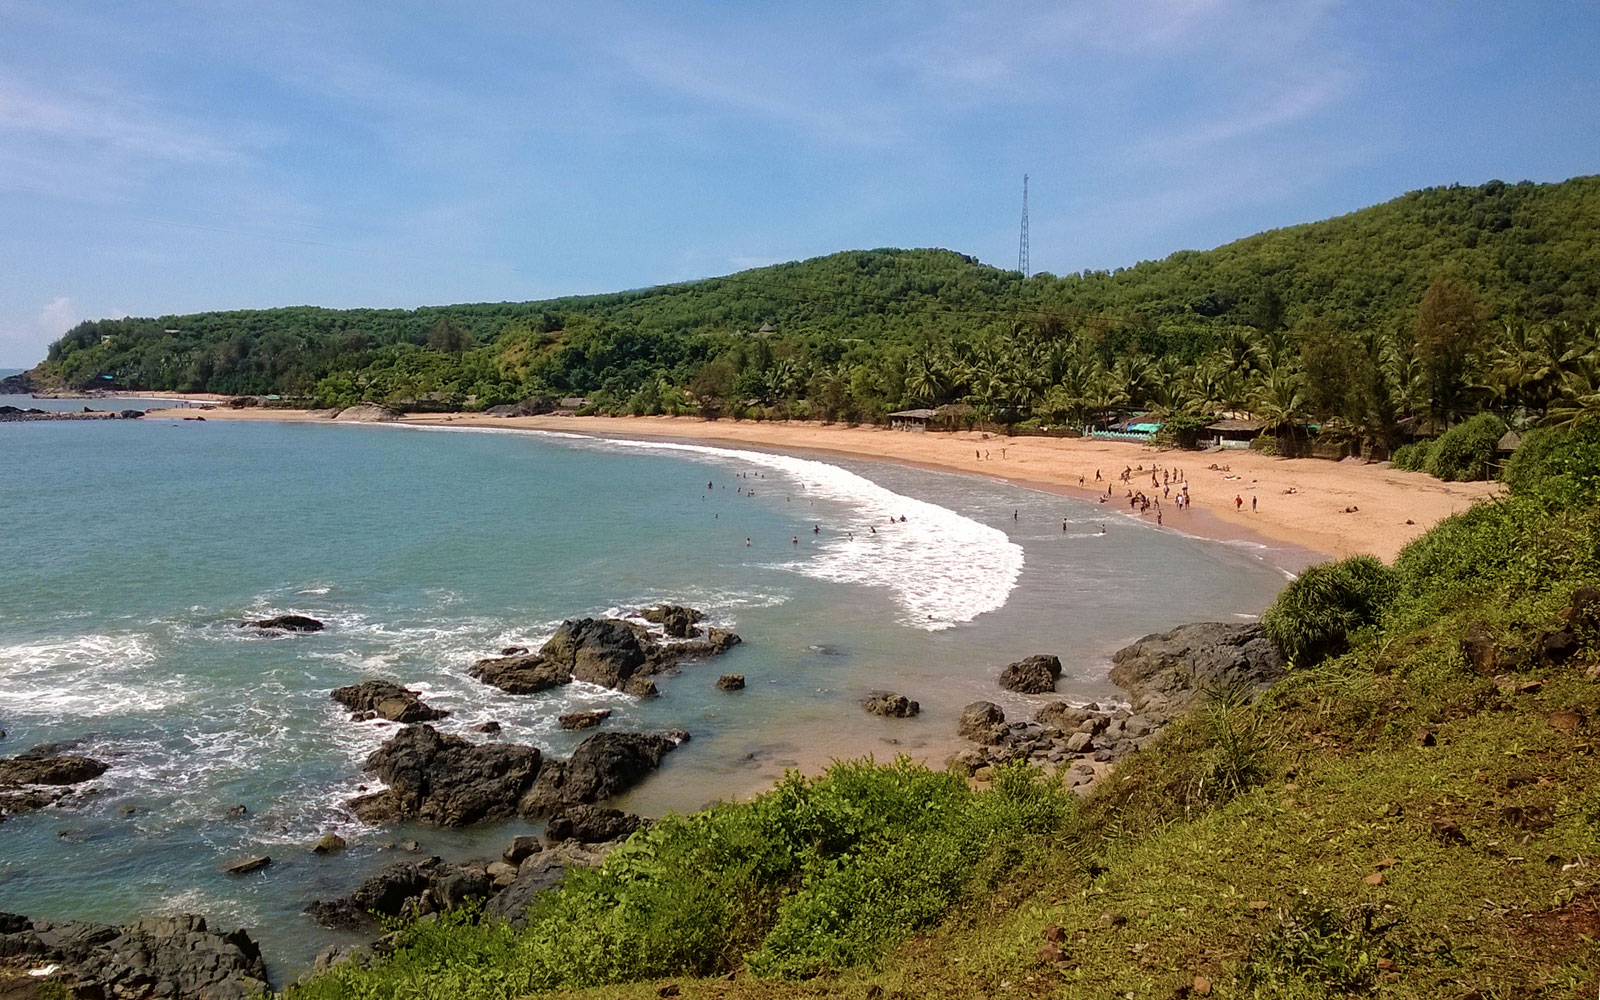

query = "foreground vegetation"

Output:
[[30, 176, 1600, 458], [291, 425, 1600, 999]]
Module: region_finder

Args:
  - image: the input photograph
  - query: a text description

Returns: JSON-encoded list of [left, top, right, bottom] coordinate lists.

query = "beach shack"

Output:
[[889, 408, 935, 431], [1090, 413, 1162, 442], [1206, 417, 1265, 449]]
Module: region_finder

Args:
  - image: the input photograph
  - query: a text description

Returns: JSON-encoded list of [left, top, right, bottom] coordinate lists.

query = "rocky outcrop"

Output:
[[715, 674, 745, 691], [557, 709, 611, 730], [957, 702, 1007, 744], [1108, 622, 1286, 719], [347, 725, 541, 827], [519, 732, 681, 817], [304, 857, 494, 930], [998, 654, 1063, 694], [470, 654, 572, 695], [0, 746, 108, 821], [332, 404, 403, 422], [330, 680, 448, 723], [242, 614, 324, 632], [641, 604, 704, 638], [544, 804, 644, 843], [481, 841, 615, 927], [861, 691, 920, 718], [471, 612, 740, 699], [0, 912, 268, 1000]]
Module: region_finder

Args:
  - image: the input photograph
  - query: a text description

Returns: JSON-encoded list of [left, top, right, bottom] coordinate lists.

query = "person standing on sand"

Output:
[[1157, 510, 1162, 526], [1235, 495, 1244, 510]]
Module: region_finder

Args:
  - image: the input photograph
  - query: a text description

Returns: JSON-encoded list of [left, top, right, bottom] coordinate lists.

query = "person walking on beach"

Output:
[[1235, 495, 1244, 510], [1251, 495, 1257, 512]]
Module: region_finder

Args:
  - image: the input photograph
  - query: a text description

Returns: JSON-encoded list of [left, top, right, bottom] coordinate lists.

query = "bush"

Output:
[[1425, 413, 1508, 481], [290, 758, 1079, 999], [1241, 900, 1403, 996], [1261, 556, 1397, 664], [1389, 439, 1435, 472], [1502, 423, 1600, 507]]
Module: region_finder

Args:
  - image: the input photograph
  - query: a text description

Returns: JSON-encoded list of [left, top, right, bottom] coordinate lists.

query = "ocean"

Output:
[[0, 409, 1293, 980]]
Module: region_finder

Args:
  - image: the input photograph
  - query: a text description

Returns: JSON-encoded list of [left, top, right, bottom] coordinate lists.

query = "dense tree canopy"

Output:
[[33, 175, 1600, 440]]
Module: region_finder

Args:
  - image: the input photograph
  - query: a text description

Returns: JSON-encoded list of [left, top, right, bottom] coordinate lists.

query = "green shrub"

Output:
[[1240, 901, 1403, 996], [1261, 556, 1397, 664], [289, 758, 1079, 999], [1502, 423, 1600, 507], [1425, 413, 1508, 481], [1190, 684, 1274, 805], [1389, 439, 1435, 471]]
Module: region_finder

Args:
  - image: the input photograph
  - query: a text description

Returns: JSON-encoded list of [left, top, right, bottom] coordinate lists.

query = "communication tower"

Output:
[[1018, 174, 1030, 278]]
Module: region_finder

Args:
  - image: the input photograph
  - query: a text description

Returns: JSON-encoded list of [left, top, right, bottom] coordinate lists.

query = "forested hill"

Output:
[[32, 175, 1600, 430]]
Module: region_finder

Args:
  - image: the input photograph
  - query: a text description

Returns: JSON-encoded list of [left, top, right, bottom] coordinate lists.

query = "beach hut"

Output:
[[1206, 417, 1265, 449], [889, 408, 936, 431]]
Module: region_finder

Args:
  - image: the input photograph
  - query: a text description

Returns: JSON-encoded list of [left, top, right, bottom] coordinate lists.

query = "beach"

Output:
[[144, 404, 1503, 562]]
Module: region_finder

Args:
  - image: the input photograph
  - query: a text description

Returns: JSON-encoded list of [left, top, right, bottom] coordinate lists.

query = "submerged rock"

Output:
[[715, 673, 745, 691], [519, 732, 681, 817], [557, 709, 611, 730], [242, 613, 324, 632], [998, 654, 1063, 694], [347, 724, 542, 828], [0, 912, 268, 1000], [330, 680, 448, 723], [861, 691, 920, 718]]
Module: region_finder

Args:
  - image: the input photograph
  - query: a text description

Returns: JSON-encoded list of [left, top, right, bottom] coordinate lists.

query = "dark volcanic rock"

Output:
[[471, 653, 572, 695], [957, 701, 1007, 743], [519, 732, 680, 817], [0, 912, 267, 1000], [331, 680, 449, 723], [347, 724, 541, 827], [998, 654, 1063, 694], [540, 618, 653, 693], [243, 613, 325, 632], [558, 709, 612, 730], [304, 857, 493, 929], [860, 690, 920, 718], [641, 604, 705, 638], [715, 673, 745, 691], [1108, 622, 1286, 718], [0, 746, 108, 819], [481, 842, 612, 927], [544, 804, 644, 843]]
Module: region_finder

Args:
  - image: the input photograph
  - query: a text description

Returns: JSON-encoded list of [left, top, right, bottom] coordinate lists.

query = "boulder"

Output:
[[540, 618, 653, 693], [641, 605, 705, 638], [1109, 623, 1286, 715], [957, 702, 1007, 743], [306, 408, 343, 419], [304, 857, 494, 929], [332, 403, 403, 422], [222, 856, 271, 875], [558, 709, 611, 730], [0, 747, 108, 819], [861, 691, 920, 718], [0, 912, 268, 1000], [544, 805, 644, 843], [715, 674, 745, 691], [998, 654, 1063, 694], [483, 841, 616, 926], [312, 833, 347, 855], [242, 613, 324, 632], [330, 680, 448, 723], [471, 653, 572, 695], [519, 732, 680, 817], [347, 725, 542, 827], [503, 835, 542, 865]]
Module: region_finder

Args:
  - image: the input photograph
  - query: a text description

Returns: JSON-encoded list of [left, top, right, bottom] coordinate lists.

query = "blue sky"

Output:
[[1, 1, 1597, 366]]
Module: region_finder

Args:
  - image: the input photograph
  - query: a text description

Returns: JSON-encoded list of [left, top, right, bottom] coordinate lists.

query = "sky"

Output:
[[1, 1, 1598, 367]]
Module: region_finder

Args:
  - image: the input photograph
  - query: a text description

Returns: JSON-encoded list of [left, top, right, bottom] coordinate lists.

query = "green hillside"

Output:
[[32, 175, 1600, 439]]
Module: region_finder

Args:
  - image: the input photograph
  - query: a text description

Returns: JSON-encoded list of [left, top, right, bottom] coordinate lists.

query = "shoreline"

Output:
[[144, 404, 1502, 564]]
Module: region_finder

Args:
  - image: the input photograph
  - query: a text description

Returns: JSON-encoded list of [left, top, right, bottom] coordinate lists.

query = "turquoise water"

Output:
[[0, 416, 1293, 980]]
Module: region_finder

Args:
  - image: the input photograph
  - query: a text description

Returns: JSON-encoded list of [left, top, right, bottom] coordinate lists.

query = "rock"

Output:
[[500, 646, 529, 656], [503, 835, 542, 864], [544, 805, 644, 843], [860, 690, 920, 718], [1065, 732, 1094, 753], [476, 721, 502, 734], [0, 747, 109, 819], [242, 613, 324, 632], [304, 857, 493, 929], [1564, 586, 1600, 627], [470, 653, 572, 695], [331, 679, 449, 723], [946, 748, 986, 776], [1109, 622, 1286, 716], [1541, 629, 1579, 664], [305, 408, 344, 420], [519, 732, 679, 817], [332, 403, 403, 422], [641, 604, 705, 638], [347, 724, 542, 827], [312, 833, 347, 855], [558, 709, 612, 730], [486, 861, 519, 888], [222, 856, 271, 875], [540, 618, 652, 692], [484, 841, 616, 926], [998, 654, 1063, 694], [0, 912, 268, 999], [715, 673, 745, 691], [1460, 630, 1497, 675], [957, 701, 1007, 743], [1549, 709, 1583, 734], [224, 804, 248, 818]]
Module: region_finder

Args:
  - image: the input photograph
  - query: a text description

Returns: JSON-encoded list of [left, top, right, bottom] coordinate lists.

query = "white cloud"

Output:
[[38, 296, 80, 335]]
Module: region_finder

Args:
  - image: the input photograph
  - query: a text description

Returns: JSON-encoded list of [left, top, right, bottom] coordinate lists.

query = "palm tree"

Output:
[[1251, 364, 1307, 450]]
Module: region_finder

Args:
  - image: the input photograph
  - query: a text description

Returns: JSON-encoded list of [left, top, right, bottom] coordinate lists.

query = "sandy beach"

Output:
[[143, 404, 1501, 562]]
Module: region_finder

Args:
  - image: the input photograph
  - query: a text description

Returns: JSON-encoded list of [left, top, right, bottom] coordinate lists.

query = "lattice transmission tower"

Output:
[[1018, 173, 1030, 278]]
